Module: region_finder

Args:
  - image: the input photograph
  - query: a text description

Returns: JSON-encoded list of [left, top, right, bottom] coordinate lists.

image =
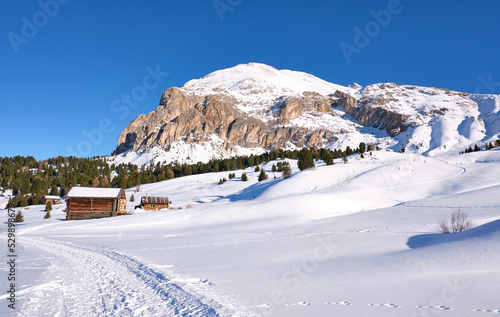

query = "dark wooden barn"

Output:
[[65, 187, 127, 220], [139, 196, 170, 211]]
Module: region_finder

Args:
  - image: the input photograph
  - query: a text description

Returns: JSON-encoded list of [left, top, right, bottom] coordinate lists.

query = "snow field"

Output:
[[1, 150, 500, 316]]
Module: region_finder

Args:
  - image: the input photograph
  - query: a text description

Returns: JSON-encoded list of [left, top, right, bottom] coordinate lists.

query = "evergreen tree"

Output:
[[254, 166, 260, 172], [343, 154, 348, 164], [45, 201, 52, 212], [297, 148, 314, 171], [272, 164, 276, 173], [15, 210, 24, 223], [241, 173, 248, 182], [258, 169, 268, 182], [130, 194, 135, 202], [44, 211, 51, 219], [322, 150, 334, 165], [359, 142, 366, 154], [282, 165, 292, 179], [19, 196, 28, 207], [474, 144, 481, 152], [50, 184, 60, 196]]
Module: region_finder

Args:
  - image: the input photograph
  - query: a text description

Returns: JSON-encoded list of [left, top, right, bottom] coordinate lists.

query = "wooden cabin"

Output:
[[42, 195, 62, 205], [65, 187, 127, 220], [140, 196, 170, 211]]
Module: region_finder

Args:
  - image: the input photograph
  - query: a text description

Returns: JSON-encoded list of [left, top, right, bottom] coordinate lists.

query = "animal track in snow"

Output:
[[474, 308, 500, 313], [285, 301, 312, 306], [416, 305, 451, 310], [368, 303, 401, 308], [325, 300, 352, 306]]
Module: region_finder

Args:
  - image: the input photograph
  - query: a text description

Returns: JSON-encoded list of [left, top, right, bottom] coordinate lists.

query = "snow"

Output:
[[107, 134, 266, 167], [41, 195, 61, 200], [2, 149, 500, 316], [181, 63, 357, 123], [66, 187, 123, 198]]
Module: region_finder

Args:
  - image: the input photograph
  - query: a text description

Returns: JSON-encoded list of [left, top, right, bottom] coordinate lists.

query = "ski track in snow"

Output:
[[17, 237, 221, 317]]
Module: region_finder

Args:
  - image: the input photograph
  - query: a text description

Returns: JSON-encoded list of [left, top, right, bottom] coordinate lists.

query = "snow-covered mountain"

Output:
[[111, 63, 500, 165]]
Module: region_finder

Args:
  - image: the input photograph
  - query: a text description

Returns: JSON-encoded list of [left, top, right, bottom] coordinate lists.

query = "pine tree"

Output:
[[50, 185, 60, 196], [272, 164, 276, 173], [130, 194, 135, 202], [15, 210, 24, 223], [241, 173, 248, 182], [44, 211, 51, 219], [474, 144, 481, 152], [297, 148, 314, 171], [258, 169, 268, 182], [282, 166, 292, 179], [322, 150, 334, 165], [45, 201, 52, 211], [254, 166, 260, 172]]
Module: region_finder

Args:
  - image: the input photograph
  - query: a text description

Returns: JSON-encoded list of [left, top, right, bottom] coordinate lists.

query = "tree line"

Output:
[[1, 142, 370, 208]]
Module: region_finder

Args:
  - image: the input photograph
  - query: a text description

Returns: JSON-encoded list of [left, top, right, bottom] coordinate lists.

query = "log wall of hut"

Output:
[[66, 197, 117, 220]]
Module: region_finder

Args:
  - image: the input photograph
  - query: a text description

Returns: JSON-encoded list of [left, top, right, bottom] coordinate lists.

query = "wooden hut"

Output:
[[140, 196, 170, 211], [65, 187, 127, 220], [42, 195, 62, 205]]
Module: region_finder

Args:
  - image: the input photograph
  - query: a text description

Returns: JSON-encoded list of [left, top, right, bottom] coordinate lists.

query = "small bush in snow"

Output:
[[44, 211, 51, 219], [15, 210, 24, 223], [218, 178, 227, 185], [241, 173, 248, 181], [439, 210, 474, 234]]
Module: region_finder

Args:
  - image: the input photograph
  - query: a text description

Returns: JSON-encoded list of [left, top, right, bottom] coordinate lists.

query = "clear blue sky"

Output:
[[1, 0, 499, 160]]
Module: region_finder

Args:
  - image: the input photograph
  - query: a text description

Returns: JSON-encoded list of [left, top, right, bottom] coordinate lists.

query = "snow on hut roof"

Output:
[[42, 195, 62, 200], [66, 187, 124, 199]]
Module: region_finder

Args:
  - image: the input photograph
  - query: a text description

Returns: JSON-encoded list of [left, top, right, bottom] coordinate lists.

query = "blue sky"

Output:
[[1, 0, 499, 160]]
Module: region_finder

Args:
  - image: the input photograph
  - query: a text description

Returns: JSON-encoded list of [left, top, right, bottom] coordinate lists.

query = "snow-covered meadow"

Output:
[[1, 150, 500, 316]]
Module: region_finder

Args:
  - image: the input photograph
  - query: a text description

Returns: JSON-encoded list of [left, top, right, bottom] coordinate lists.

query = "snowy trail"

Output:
[[18, 237, 221, 317]]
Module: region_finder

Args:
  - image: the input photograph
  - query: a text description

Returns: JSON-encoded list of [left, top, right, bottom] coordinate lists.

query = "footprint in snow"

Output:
[[416, 305, 451, 310], [368, 303, 401, 308], [285, 302, 311, 306], [474, 309, 500, 313], [255, 304, 273, 308], [325, 301, 352, 306]]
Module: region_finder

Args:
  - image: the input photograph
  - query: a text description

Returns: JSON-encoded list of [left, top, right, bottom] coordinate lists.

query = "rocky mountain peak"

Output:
[[112, 63, 500, 165]]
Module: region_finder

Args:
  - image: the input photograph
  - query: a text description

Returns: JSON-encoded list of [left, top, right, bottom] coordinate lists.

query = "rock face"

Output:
[[113, 63, 496, 161]]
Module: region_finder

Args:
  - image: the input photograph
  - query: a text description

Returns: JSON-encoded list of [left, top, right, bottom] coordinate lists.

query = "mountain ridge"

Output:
[[111, 63, 500, 165]]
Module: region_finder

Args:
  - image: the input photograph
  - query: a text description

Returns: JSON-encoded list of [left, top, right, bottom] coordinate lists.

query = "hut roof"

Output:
[[42, 195, 61, 200], [141, 196, 169, 204], [66, 187, 124, 199]]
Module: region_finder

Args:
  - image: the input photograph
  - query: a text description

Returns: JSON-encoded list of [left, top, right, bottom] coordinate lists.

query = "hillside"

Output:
[[110, 63, 500, 166], [2, 149, 500, 316]]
